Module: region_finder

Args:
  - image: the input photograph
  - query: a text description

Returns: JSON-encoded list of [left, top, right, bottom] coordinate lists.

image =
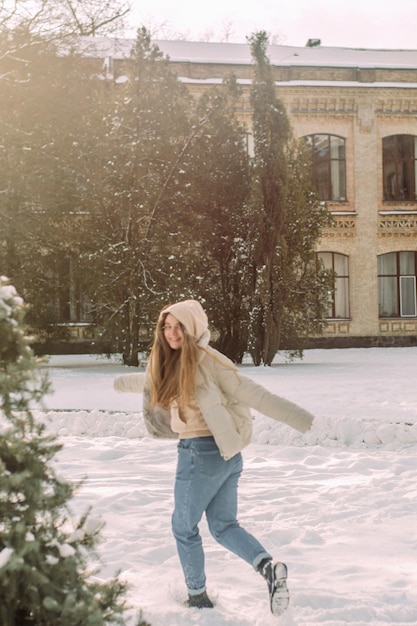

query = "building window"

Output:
[[378, 251, 417, 317], [318, 252, 350, 318], [49, 255, 93, 323], [383, 134, 417, 201], [243, 132, 255, 158], [303, 134, 346, 201]]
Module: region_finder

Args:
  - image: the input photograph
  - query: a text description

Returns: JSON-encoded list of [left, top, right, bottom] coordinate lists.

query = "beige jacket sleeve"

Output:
[[113, 373, 146, 393], [113, 372, 175, 439], [234, 374, 314, 433]]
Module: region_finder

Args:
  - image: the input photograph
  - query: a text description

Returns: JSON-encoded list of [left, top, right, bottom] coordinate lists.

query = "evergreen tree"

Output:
[[248, 31, 332, 365], [0, 0, 132, 339], [0, 30, 103, 336], [75, 28, 206, 364], [0, 276, 130, 625], [182, 78, 253, 362]]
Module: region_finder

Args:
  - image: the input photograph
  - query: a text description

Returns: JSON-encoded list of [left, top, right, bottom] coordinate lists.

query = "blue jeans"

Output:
[[171, 436, 271, 595]]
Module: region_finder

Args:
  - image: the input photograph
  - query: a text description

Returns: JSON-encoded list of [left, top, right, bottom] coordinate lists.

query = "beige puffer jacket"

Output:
[[114, 341, 314, 461]]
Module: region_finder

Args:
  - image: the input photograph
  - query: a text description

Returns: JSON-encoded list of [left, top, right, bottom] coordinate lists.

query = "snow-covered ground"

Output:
[[32, 347, 417, 626]]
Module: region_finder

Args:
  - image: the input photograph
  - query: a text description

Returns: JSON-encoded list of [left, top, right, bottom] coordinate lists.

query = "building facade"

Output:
[[86, 37, 417, 347]]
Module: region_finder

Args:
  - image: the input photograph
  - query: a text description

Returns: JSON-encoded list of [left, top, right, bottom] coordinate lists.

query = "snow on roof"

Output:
[[178, 77, 417, 90], [79, 36, 417, 70]]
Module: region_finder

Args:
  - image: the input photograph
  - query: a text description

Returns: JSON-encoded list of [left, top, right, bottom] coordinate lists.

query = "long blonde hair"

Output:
[[148, 311, 202, 408]]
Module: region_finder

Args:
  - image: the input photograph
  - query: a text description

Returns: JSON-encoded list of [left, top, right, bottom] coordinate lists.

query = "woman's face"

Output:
[[163, 313, 184, 350]]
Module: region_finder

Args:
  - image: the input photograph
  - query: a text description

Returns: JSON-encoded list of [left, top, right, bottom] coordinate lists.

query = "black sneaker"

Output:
[[186, 591, 214, 609], [260, 560, 289, 616]]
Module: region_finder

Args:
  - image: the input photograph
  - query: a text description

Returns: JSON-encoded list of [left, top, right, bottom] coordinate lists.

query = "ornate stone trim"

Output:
[[378, 215, 417, 237], [322, 321, 351, 335], [322, 214, 356, 238], [376, 98, 417, 114], [380, 319, 417, 333], [290, 96, 356, 114]]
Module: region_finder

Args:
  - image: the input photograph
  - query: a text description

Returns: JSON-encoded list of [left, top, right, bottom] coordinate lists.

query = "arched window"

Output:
[[378, 251, 417, 317], [317, 252, 350, 318], [303, 134, 346, 201], [383, 135, 417, 201]]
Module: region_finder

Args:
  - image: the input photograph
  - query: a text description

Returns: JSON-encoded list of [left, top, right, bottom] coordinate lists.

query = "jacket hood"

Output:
[[161, 300, 209, 343]]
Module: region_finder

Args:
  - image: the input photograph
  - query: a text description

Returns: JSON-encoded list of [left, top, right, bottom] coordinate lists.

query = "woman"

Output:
[[114, 299, 314, 616]]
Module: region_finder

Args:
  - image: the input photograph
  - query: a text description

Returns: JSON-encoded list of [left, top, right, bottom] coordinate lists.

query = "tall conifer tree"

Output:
[[182, 79, 253, 362], [0, 277, 129, 625], [248, 31, 331, 364]]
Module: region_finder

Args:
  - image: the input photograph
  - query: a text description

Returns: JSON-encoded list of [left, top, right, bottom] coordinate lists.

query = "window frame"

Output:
[[317, 251, 350, 319], [378, 251, 417, 318], [400, 276, 417, 317], [303, 133, 347, 202], [382, 134, 417, 202]]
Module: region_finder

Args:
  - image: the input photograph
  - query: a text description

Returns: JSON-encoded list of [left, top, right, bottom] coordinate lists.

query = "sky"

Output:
[[18, 347, 416, 625], [128, 0, 417, 50]]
